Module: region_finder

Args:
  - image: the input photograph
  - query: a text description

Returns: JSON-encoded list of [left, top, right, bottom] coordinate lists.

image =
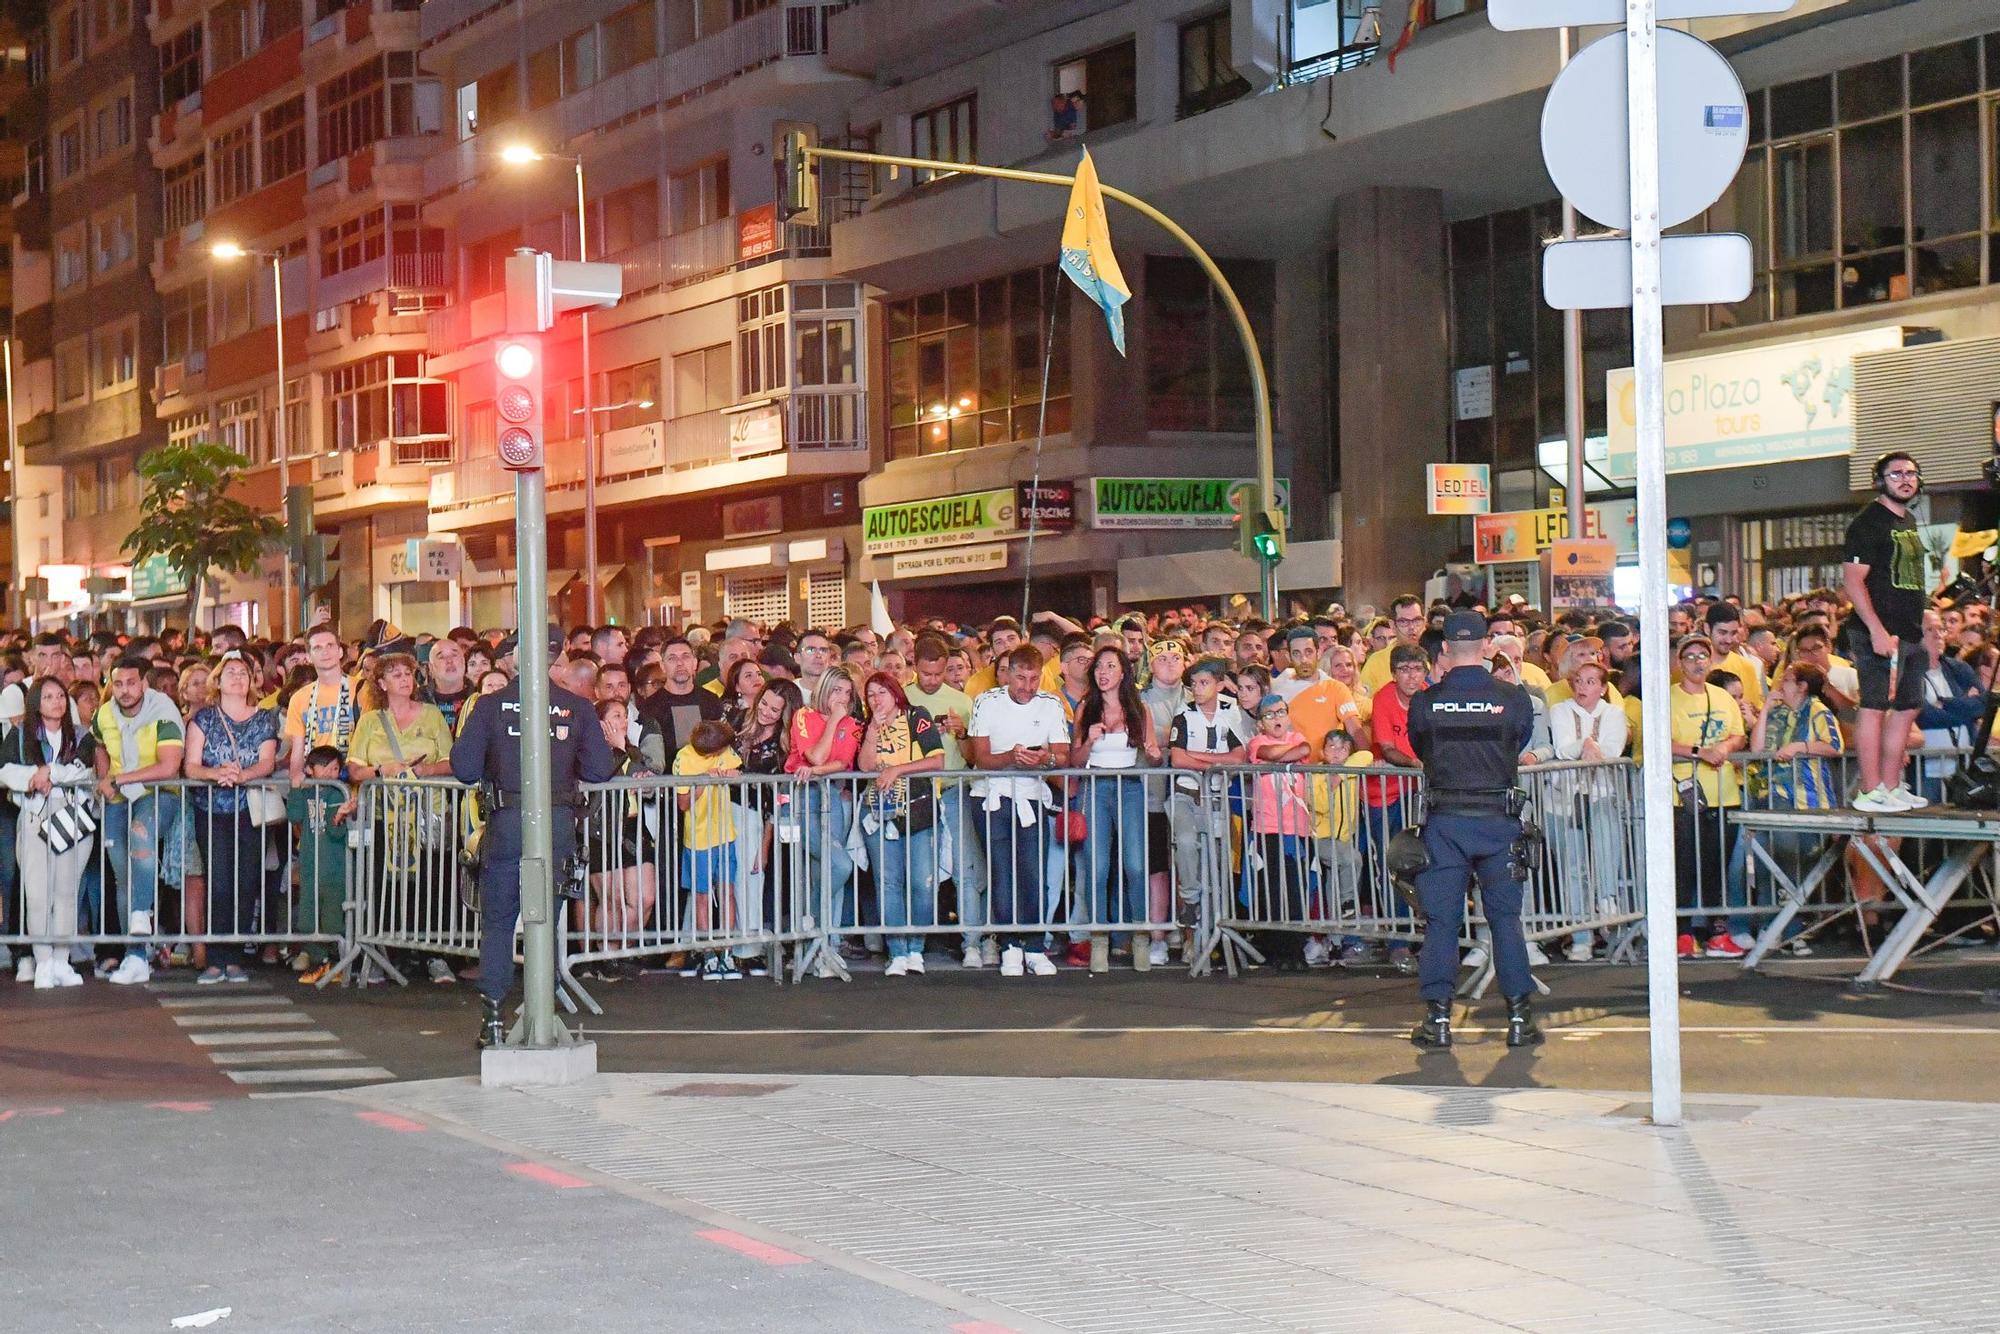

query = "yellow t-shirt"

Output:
[[674, 744, 741, 849], [1310, 750, 1373, 841], [1359, 646, 1396, 696], [1625, 693, 1644, 764], [1716, 649, 1766, 713], [1670, 682, 1744, 808], [1518, 661, 1552, 692], [965, 664, 999, 698]]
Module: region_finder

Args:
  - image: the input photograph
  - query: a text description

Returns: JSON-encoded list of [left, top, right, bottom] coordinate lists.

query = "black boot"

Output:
[[1410, 999, 1452, 1049], [1505, 994, 1544, 1048], [477, 996, 506, 1050]]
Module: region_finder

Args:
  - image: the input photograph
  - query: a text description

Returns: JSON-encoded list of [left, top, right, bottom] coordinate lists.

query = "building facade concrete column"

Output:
[[1335, 186, 1452, 610]]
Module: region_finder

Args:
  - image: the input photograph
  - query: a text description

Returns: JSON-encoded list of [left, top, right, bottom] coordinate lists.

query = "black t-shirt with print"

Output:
[[1842, 499, 1926, 640]]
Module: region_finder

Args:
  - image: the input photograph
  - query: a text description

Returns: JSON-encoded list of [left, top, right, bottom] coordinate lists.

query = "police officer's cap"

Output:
[[1442, 611, 1488, 643]]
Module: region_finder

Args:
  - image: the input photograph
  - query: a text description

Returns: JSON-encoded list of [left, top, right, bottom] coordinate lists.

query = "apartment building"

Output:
[[820, 0, 2000, 613], [10, 0, 160, 629], [417, 0, 868, 632], [144, 0, 447, 634]]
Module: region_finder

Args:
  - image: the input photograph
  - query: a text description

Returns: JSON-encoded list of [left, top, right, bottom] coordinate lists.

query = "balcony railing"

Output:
[[389, 252, 449, 288], [607, 217, 739, 296]]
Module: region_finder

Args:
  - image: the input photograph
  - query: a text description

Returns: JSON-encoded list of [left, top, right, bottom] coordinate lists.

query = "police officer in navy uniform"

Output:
[[452, 624, 616, 1048], [1406, 610, 1542, 1050]]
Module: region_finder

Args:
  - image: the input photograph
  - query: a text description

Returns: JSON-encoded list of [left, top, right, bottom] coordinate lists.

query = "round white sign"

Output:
[[1541, 28, 1749, 231]]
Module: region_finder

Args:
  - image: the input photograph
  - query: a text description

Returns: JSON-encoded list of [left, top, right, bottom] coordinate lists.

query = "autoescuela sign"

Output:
[[863, 488, 1021, 555], [1088, 477, 1293, 530]]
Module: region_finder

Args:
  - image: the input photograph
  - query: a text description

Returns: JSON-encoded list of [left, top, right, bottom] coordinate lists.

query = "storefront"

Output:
[[860, 483, 1082, 621], [692, 534, 857, 631], [372, 537, 464, 638]]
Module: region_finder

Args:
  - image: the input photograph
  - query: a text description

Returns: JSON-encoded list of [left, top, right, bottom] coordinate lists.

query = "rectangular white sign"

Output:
[[890, 543, 1009, 579]]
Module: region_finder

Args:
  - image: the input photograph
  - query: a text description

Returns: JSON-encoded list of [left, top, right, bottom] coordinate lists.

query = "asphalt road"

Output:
[[5, 946, 1998, 1105]]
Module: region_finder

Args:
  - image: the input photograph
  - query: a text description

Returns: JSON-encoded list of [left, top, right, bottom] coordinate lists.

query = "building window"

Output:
[[601, 2, 656, 78], [673, 344, 732, 417], [91, 89, 133, 162], [1144, 254, 1276, 433], [262, 0, 301, 41], [212, 266, 257, 341], [93, 322, 138, 392], [792, 282, 860, 386], [163, 282, 209, 363], [561, 25, 599, 97], [163, 153, 206, 230], [24, 140, 43, 197], [167, 411, 208, 449], [319, 53, 437, 163], [1179, 10, 1250, 118], [1708, 35, 2000, 328], [737, 285, 787, 398], [321, 207, 387, 275], [525, 44, 562, 110], [55, 6, 82, 68], [212, 120, 257, 206], [668, 159, 729, 235], [218, 394, 263, 462], [886, 265, 1072, 460], [91, 202, 135, 272], [56, 338, 88, 404], [160, 25, 202, 105], [54, 117, 83, 183], [910, 94, 975, 184], [599, 359, 659, 433], [325, 356, 391, 451], [461, 61, 518, 140], [261, 96, 306, 183], [210, 0, 256, 72], [598, 182, 658, 256], [1052, 39, 1137, 140], [55, 224, 86, 290]]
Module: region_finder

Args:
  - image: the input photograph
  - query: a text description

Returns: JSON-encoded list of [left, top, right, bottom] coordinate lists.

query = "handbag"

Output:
[[39, 793, 97, 855], [1053, 804, 1088, 845]]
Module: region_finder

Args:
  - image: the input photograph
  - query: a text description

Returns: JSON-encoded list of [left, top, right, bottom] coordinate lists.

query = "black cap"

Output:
[[1443, 611, 1488, 643]]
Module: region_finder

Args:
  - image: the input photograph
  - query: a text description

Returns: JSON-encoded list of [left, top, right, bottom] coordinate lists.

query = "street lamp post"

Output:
[[211, 241, 296, 640], [502, 145, 600, 624]]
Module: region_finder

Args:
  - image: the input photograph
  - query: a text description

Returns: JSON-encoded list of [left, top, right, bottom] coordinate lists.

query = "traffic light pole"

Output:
[[803, 145, 1282, 620], [513, 466, 560, 1050]]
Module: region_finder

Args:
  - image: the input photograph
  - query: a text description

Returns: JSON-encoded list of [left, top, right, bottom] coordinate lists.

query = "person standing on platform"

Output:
[[1842, 451, 1932, 812]]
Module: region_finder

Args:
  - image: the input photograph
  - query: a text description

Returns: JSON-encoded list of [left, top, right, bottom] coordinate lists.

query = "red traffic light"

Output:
[[495, 340, 537, 379]]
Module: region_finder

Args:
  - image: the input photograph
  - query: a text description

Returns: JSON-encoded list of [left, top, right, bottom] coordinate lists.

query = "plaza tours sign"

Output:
[[1606, 326, 1906, 479], [863, 488, 1021, 555], [1088, 477, 1293, 530]]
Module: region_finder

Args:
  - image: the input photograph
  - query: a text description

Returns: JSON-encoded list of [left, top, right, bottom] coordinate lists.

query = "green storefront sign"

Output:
[[130, 554, 188, 600], [863, 488, 1019, 555], [1089, 477, 1293, 530]]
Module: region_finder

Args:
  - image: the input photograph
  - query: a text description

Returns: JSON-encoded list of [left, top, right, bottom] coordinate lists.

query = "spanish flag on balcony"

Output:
[[1387, 0, 1435, 72], [1059, 148, 1131, 357]]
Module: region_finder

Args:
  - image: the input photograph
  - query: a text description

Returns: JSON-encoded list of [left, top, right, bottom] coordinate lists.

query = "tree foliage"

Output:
[[123, 442, 283, 621]]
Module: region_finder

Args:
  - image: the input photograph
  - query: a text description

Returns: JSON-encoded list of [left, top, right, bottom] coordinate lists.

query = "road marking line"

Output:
[[696, 1229, 810, 1266], [582, 1023, 2000, 1038], [157, 996, 294, 1009], [172, 1012, 313, 1028], [189, 1030, 340, 1046], [223, 1067, 395, 1085], [147, 1101, 213, 1113], [0, 1107, 65, 1120], [206, 1048, 363, 1064], [357, 1111, 427, 1133], [950, 1323, 1020, 1334], [506, 1162, 592, 1189]]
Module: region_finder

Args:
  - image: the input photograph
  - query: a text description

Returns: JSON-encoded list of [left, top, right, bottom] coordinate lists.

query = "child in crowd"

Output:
[[1243, 696, 1315, 971], [1310, 727, 1374, 966], [289, 745, 350, 986], [674, 719, 743, 981]]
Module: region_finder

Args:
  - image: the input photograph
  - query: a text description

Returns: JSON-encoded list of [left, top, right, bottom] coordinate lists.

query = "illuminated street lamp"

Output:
[[210, 239, 297, 639], [501, 142, 604, 622]]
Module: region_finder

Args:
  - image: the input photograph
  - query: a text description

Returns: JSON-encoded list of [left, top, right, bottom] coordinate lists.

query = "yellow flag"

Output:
[[1059, 148, 1131, 355]]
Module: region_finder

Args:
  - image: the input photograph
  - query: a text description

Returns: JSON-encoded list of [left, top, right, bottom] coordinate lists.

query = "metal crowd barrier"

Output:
[[0, 778, 347, 975]]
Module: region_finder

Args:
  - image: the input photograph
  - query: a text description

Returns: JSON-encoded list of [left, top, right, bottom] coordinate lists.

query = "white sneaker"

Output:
[[1852, 786, 1897, 813], [980, 939, 999, 967], [1023, 950, 1058, 977], [1303, 936, 1331, 968], [883, 955, 911, 978], [94, 956, 118, 979], [999, 946, 1025, 978], [129, 911, 153, 936], [1526, 942, 1549, 967], [32, 958, 56, 989], [16, 956, 34, 983], [903, 953, 925, 975], [1564, 939, 1594, 963], [107, 955, 152, 986], [50, 959, 84, 987], [1888, 784, 1929, 811], [1460, 945, 1488, 971], [1148, 939, 1170, 967], [961, 946, 984, 970]]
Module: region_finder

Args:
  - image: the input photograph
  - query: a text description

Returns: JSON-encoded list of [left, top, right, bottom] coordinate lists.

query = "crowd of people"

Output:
[[0, 540, 1991, 990]]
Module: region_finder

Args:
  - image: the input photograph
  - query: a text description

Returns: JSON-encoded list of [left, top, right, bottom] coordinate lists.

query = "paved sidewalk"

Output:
[[363, 1073, 2000, 1334]]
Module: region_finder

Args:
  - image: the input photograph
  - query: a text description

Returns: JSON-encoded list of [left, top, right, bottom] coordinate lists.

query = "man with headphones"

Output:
[[1840, 450, 1931, 812]]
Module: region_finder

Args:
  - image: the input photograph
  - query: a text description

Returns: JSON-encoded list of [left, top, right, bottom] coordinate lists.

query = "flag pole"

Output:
[[1020, 295, 1062, 629]]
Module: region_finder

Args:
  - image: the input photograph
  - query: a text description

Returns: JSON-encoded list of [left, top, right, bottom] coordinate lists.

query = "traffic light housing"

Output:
[[775, 121, 819, 226], [494, 335, 544, 471], [1244, 507, 1286, 565], [284, 484, 313, 562], [303, 534, 338, 591]]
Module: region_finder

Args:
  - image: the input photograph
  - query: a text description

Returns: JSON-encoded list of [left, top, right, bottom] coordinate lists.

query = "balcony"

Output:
[[604, 218, 738, 296], [313, 437, 448, 518], [825, 0, 1027, 77], [428, 391, 867, 532], [154, 350, 208, 404]]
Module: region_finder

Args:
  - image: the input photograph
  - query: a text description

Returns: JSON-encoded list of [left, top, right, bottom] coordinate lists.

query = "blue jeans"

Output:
[[103, 793, 170, 930], [803, 782, 857, 928], [1084, 773, 1148, 939], [864, 822, 935, 959], [982, 804, 1045, 951], [938, 785, 987, 951]]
